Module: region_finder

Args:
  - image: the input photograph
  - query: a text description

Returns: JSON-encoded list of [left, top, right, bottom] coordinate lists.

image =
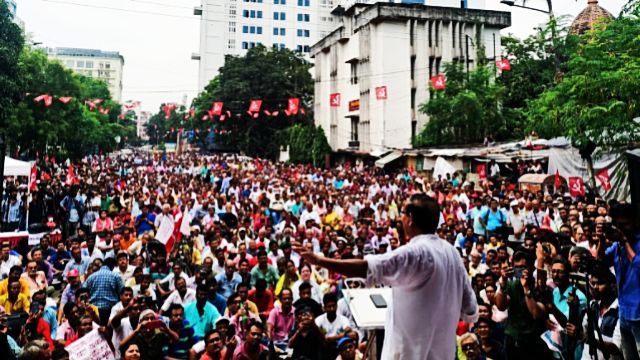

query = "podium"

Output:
[[341, 287, 392, 329], [342, 281, 392, 359]]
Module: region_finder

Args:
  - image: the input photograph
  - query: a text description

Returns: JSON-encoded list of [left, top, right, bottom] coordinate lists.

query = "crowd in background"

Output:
[[0, 150, 638, 360]]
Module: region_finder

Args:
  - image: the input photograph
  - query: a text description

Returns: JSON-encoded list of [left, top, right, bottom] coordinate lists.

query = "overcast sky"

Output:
[[17, 0, 626, 113]]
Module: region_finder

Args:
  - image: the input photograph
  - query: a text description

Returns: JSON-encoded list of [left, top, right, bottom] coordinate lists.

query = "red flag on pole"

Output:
[[569, 177, 585, 197], [496, 58, 511, 70], [329, 93, 341, 107], [287, 98, 300, 115], [29, 164, 38, 191], [66, 165, 76, 186], [555, 170, 562, 188], [596, 168, 612, 191], [477, 164, 487, 180], [248, 100, 262, 113], [212, 102, 224, 116], [430, 74, 446, 90], [375, 86, 388, 100]]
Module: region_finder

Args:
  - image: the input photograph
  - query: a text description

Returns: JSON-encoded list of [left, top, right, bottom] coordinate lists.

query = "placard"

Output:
[[65, 329, 115, 360]]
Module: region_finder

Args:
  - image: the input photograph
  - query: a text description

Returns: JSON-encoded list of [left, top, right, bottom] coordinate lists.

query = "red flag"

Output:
[[375, 86, 388, 100], [162, 103, 177, 119], [431, 74, 446, 90], [212, 102, 224, 116], [569, 177, 585, 197], [66, 165, 76, 186], [252, 112, 259, 119], [248, 100, 262, 113], [596, 168, 612, 191], [264, 110, 272, 117], [287, 98, 300, 115], [59, 96, 73, 104], [555, 170, 562, 188], [189, 108, 196, 118], [272, 111, 279, 117], [219, 114, 225, 121], [496, 58, 511, 71], [34, 94, 48, 103], [29, 164, 38, 191], [329, 93, 341, 107], [299, 108, 305, 115], [207, 109, 214, 119], [202, 115, 209, 121], [477, 164, 487, 180]]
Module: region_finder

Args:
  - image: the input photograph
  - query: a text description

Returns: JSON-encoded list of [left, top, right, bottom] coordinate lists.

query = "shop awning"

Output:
[[375, 151, 402, 168]]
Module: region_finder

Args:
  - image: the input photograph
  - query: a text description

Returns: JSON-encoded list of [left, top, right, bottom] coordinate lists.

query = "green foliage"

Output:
[[5, 47, 137, 159], [144, 104, 188, 145], [0, 1, 24, 130], [415, 62, 518, 146], [192, 45, 314, 159], [526, 9, 640, 149], [287, 124, 330, 167]]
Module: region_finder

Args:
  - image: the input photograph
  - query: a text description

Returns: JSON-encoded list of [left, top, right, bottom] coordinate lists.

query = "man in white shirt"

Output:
[[315, 293, 353, 343], [160, 277, 196, 314], [294, 193, 478, 360], [112, 251, 136, 282], [0, 243, 21, 278]]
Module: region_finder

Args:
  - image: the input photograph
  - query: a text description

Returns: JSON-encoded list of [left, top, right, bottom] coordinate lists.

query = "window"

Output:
[[274, 12, 285, 20], [228, 39, 236, 49], [65, 60, 74, 67], [274, 0, 286, 3], [243, 9, 249, 17], [351, 118, 359, 141], [76, 60, 85, 68], [249, 26, 256, 34], [296, 45, 302, 52], [279, 43, 286, 49], [257, 11, 263, 18], [85, 61, 94, 69], [297, 29, 309, 37], [242, 42, 249, 49], [298, 0, 310, 6], [229, 22, 236, 32], [350, 62, 358, 84], [297, 13, 309, 22], [303, 45, 310, 52], [274, 28, 285, 36], [257, 26, 262, 34], [243, 25, 249, 33], [305, 30, 310, 37]]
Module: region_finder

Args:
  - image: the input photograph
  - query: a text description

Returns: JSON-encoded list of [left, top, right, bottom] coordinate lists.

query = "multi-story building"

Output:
[[311, 2, 510, 152], [46, 47, 125, 102], [5, 0, 17, 18], [193, 0, 338, 91]]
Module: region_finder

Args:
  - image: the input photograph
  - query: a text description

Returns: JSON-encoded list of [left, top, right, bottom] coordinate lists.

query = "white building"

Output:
[[193, 0, 338, 91], [311, 2, 510, 153], [46, 47, 125, 102]]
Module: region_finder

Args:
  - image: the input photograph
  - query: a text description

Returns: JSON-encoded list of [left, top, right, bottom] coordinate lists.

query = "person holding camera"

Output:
[[495, 251, 551, 360], [598, 203, 640, 360]]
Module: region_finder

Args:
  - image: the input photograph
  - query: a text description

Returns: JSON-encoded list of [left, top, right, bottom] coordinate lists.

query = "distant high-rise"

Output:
[[193, 0, 338, 91], [46, 47, 125, 102]]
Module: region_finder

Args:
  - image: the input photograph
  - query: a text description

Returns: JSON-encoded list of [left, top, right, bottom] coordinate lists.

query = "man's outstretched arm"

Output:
[[292, 242, 368, 278]]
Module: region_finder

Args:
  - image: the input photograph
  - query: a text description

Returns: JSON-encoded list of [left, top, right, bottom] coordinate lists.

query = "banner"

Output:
[[330, 93, 341, 107], [65, 329, 114, 360], [596, 168, 612, 192], [248, 100, 262, 113], [569, 177, 585, 197], [212, 102, 224, 116], [430, 74, 446, 90], [375, 86, 388, 100], [287, 98, 300, 115]]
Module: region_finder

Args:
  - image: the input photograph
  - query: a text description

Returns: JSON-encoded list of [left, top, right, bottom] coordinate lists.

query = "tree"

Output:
[[415, 61, 517, 146], [287, 124, 331, 167], [527, 8, 640, 189], [192, 45, 314, 159]]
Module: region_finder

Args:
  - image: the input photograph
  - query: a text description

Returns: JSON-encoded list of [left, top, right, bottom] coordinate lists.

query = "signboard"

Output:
[[65, 329, 115, 360], [348, 99, 360, 112], [28, 232, 48, 246]]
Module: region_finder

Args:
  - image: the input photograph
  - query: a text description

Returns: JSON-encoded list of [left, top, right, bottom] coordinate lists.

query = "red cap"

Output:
[[67, 269, 80, 278]]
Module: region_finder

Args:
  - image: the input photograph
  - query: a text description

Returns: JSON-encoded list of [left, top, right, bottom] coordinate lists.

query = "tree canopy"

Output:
[[191, 45, 314, 159]]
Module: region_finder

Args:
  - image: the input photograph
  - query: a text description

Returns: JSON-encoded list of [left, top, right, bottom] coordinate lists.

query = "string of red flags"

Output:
[[496, 58, 511, 71], [59, 96, 73, 104], [34, 94, 53, 106], [431, 74, 446, 90], [85, 99, 104, 111]]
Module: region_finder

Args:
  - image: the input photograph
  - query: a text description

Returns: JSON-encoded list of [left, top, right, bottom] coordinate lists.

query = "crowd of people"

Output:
[[0, 150, 638, 360]]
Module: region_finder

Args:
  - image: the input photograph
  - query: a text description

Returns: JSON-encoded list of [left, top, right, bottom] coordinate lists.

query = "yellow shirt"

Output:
[[0, 293, 30, 314], [0, 278, 30, 298]]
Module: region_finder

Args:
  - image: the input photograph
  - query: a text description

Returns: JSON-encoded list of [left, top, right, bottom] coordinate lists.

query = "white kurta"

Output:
[[365, 234, 478, 360]]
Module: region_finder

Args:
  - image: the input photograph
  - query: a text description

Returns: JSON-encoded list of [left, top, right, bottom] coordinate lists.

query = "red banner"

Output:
[[555, 170, 562, 188], [212, 102, 223, 116], [596, 168, 612, 192], [569, 177, 585, 197], [375, 86, 388, 100], [496, 58, 511, 71], [29, 164, 37, 191], [248, 100, 262, 113], [430, 74, 446, 90], [477, 164, 487, 180], [287, 98, 300, 115], [330, 93, 341, 107]]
